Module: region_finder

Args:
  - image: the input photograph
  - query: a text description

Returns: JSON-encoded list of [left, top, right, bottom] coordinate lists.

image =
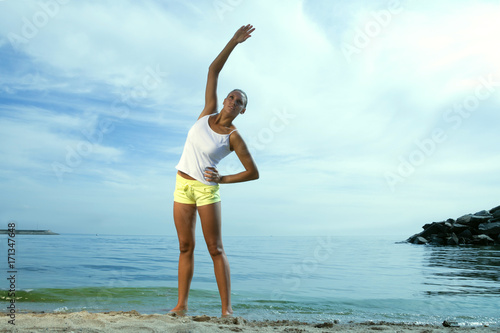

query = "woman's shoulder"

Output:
[[198, 113, 214, 121], [197, 108, 218, 120], [228, 124, 238, 134]]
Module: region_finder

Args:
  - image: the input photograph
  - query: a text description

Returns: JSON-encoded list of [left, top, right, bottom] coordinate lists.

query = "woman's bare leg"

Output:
[[171, 201, 197, 313], [198, 202, 233, 316]]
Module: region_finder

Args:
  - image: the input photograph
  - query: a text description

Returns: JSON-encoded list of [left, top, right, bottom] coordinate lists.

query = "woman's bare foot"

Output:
[[169, 306, 188, 316], [221, 308, 233, 317]]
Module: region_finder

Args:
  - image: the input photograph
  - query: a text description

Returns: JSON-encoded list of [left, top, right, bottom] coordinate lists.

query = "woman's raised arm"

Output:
[[198, 24, 255, 119]]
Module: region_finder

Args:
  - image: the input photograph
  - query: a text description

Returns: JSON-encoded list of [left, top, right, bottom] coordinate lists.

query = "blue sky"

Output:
[[1, 0, 499, 237]]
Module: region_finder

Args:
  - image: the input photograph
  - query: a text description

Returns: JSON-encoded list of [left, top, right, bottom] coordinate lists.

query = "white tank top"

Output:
[[176, 115, 236, 185]]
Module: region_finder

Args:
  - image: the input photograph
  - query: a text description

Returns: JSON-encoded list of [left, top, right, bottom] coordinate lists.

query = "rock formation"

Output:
[[406, 204, 500, 245]]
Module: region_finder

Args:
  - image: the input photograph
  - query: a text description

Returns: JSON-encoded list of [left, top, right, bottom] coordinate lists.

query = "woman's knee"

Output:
[[179, 240, 195, 254], [206, 242, 224, 257]]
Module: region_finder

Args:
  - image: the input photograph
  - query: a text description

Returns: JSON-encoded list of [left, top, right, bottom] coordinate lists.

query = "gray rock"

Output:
[[472, 234, 494, 245], [456, 214, 472, 224], [478, 222, 500, 235], [446, 233, 459, 245], [429, 235, 444, 245], [474, 210, 491, 216], [492, 210, 500, 219], [420, 222, 447, 238], [450, 223, 468, 233], [469, 215, 491, 227], [406, 234, 419, 243], [489, 204, 500, 214], [458, 229, 472, 239], [443, 320, 460, 328], [413, 236, 428, 244], [422, 223, 432, 230], [476, 234, 493, 240]]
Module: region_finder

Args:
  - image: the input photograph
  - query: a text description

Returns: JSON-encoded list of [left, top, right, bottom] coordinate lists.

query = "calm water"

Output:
[[1, 234, 499, 326]]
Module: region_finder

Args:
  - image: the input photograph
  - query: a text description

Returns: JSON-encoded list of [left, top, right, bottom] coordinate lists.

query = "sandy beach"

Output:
[[1, 311, 497, 333]]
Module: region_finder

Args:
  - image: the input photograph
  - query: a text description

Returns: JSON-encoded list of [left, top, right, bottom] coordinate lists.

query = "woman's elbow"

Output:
[[208, 63, 221, 75]]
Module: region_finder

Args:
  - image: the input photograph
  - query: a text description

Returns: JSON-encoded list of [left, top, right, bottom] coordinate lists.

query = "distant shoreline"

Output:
[[0, 229, 59, 235]]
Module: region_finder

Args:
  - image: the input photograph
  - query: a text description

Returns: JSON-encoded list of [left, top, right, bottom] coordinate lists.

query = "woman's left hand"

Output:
[[204, 167, 222, 183], [232, 24, 255, 44]]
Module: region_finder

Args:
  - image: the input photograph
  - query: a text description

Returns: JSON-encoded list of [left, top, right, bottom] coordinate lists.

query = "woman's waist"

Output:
[[177, 170, 196, 180], [176, 170, 218, 187]]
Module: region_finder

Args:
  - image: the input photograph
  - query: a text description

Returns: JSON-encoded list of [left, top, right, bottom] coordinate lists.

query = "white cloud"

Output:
[[0, 0, 498, 236], [0, 106, 124, 182]]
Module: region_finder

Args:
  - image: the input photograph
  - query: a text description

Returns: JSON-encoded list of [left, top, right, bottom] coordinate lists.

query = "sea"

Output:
[[1, 234, 499, 327]]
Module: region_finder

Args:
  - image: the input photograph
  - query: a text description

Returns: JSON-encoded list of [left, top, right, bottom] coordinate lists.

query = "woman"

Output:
[[171, 24, 259, 317]]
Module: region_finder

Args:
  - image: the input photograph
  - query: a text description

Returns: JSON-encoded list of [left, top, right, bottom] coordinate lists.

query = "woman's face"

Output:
[[223, 91, 246, 116]]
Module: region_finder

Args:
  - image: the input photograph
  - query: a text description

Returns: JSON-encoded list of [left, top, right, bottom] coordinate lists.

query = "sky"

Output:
[[0, 0, 499, 237]]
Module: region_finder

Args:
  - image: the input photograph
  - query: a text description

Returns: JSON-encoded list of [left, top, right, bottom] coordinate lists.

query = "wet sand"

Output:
[[1, 311, 498, 332]]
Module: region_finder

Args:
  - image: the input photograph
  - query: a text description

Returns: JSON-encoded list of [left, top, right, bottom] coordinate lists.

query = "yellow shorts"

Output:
[[173, 174, 221, 206]]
